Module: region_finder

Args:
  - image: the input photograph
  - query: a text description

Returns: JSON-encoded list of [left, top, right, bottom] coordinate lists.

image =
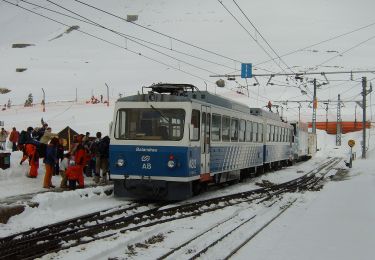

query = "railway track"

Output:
[[0, 157, 341, 259], [157, 157, 341, 260]]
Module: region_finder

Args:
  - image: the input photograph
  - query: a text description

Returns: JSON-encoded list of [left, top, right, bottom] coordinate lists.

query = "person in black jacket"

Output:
[[43, 137, 59, 188], [97, 136, 110, 184], [55, 139, 64, 175]]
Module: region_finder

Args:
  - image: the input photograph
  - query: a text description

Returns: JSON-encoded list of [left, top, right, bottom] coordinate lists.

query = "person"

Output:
[[82, 132, 90, 143], [43, 137, 59, 188], [71, 134, 88, 182], [34, 123, 48, 141], [59, 152, 71, 188], [55, 139, 64, 176], [0, 128, 9, 150], [66, 160, 84, 189], [82, 133, 94, 177], [90, 132, 102, 183], [25, 142, 39, 178], [97, 135, 110, 184], [9, 127, 19, 152], [100, 94, 103, 103], [19, 126, 35, 165], [39, 127, 58, 158]]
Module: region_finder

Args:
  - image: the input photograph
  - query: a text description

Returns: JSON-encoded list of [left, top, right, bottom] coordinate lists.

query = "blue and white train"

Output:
[[109, 83, 309, 200]]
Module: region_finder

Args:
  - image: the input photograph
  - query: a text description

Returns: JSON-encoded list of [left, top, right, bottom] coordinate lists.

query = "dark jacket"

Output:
[[44, 144, 57, 165], [98, 136, 110, 159]]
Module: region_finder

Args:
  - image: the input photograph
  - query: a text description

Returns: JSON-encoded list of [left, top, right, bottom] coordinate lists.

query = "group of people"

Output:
[[4, 121, 110, 190]]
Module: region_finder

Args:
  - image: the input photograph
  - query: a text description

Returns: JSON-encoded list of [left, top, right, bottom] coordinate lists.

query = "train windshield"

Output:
[[114, 108, 185, 141]]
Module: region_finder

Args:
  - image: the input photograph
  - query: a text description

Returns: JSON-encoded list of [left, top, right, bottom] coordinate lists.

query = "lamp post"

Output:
[[105, 83, 110, 107], [42, 88, 45, 112]]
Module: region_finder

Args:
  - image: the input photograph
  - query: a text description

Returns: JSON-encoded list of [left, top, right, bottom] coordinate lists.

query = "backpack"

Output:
[[19, 130, 28, 145], [98, 137, 110, 159]]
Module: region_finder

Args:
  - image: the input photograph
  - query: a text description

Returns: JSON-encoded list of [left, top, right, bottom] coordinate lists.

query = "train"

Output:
[[109, 83, 315, 200]]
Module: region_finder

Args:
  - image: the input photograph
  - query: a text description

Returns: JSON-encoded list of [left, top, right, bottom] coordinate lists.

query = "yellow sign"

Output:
[[348, 139, 355, 147]]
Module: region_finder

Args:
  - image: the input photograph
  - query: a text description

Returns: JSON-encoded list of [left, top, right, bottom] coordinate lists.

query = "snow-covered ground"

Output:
[[0, 99, 374, 259]]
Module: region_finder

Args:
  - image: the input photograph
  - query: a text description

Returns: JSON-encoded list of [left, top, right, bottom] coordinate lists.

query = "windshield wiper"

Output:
[[150, 105, 170, 122]]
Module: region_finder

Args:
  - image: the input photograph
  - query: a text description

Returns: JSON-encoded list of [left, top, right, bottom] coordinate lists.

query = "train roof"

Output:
[[117, 83, 283, 122]]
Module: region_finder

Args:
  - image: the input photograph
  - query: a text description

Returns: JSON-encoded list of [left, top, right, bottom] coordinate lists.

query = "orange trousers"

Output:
[[43, 164, 53, 188], [25, 144, 38, 177]]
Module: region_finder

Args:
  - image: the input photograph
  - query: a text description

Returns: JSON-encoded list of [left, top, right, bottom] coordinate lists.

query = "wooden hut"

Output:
[[57, 126, 79, 151]]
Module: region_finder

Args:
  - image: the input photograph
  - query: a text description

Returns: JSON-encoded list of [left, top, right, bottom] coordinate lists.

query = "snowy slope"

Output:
[[0, 0, 374, 122]]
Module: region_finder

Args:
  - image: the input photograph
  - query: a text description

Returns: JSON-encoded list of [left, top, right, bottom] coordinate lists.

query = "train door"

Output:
[[201, 106, 211, 177]]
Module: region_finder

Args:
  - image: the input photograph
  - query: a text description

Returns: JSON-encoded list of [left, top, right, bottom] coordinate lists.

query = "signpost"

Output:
[[348, 139, 355, 168], [241, 63, 252, 78]]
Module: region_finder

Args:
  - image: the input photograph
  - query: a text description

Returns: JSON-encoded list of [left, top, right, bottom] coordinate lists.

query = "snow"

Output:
[[0, 0, 375, 259]]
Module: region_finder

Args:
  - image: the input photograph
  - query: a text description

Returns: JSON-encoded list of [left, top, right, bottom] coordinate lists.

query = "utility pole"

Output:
[[312, 78, 317, 134], [105, 83, 110, 107], [362, 77, 367, 158], [41, 88, 45, 112], [323, 102, 329, 131], [336, 94, 342, 146]]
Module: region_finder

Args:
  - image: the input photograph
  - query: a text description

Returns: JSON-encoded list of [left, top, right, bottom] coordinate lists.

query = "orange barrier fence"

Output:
[[308, 121, 371, 134]]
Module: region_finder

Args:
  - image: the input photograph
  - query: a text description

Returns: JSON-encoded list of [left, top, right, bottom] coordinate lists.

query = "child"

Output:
[[66, 160, 84, 189], [59, 152, 70, 188]]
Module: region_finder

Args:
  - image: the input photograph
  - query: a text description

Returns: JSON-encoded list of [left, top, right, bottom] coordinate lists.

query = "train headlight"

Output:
[[116, 158, 125, 167], [167, 160, 176, 168]]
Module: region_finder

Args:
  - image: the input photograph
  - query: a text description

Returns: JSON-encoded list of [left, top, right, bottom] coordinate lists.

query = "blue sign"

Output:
[[241, 63, 252, 78]]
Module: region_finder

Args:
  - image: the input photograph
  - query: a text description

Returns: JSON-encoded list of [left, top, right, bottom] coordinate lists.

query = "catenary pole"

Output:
[[312, 79, 317, 134], [362, 77, 367, 159]]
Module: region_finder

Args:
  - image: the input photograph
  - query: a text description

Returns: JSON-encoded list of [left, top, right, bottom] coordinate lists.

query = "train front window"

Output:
[[115, 108, 185, 140]]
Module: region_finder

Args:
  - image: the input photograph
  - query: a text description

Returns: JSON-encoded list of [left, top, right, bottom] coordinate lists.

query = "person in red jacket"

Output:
[[9, 127, 19, 152], [71, 134, 87, 184], [66, 161, 84, 189], [25, 143, 39, 178]]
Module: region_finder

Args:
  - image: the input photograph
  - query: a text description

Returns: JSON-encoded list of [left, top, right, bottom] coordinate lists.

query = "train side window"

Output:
[[239, 119, 246, 142], [253, 122, 258, 142], [267, 124, 270, 142], [206, 113, 211, 146], [190, 109, 200, 141], [281, 128, 284, 142], [231, 118, 239, 142], [249, 121, 253, 142], [222, 116, 230, 142], [115, 109, 126, 139], [274, 126, 277, 142], [246, 121, 251, 142], [258, 123, 263, 142], [211, 114, 221, 141], [271, 125, 275, 142], [276, 126, 279, 142]]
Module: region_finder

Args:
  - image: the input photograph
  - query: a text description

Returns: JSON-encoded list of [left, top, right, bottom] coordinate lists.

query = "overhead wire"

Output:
[[316, 35, 375, 68], [217, 0, 290, 75], [21, 0, 241, 73], [255, 21, 375, 67], [5, 0, 269, 100], [232, 0, 295, 74], [71, 0, 243, 64], [37, 0, 221, 76], [2, 0, 215, 84], [217, 0, 305, 103]]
